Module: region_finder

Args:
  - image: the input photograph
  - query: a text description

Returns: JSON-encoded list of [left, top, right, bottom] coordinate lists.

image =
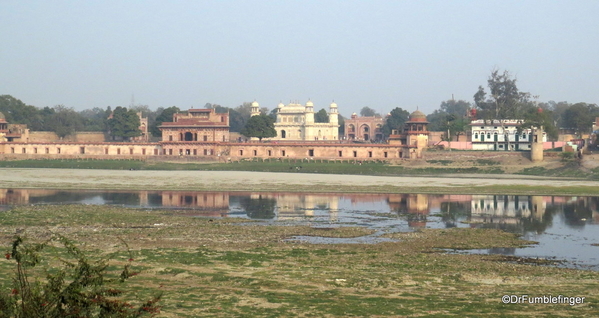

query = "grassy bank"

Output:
[[1, 205, 597, 317]]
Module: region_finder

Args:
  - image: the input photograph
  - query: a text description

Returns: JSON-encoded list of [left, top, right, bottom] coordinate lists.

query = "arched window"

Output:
[[281, 130, 286, 138]]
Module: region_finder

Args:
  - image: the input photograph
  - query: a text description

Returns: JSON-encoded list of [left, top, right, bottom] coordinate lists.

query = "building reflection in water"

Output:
[[1, 189, 598, 233]]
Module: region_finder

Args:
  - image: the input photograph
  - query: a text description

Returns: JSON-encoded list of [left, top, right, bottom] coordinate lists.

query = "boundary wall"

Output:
[[0, 141, 418, 161]]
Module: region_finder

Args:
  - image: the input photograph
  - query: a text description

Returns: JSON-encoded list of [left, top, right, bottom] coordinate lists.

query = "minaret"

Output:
[[305, 100, 314, 124], [250, 101, 260, 117], [328, 101, 338, 125]]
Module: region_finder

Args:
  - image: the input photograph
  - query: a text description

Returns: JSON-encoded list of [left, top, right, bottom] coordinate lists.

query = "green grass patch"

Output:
[[1, 205, 599, 317]]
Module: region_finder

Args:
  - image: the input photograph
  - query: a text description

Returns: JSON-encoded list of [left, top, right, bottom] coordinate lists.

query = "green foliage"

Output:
[[474, 159, 500, 165], [79, 107, 111, 132], [46, 105, 85, 138], [108, 107, 142, 141], [359, 106, 379, 117], [0, 235, 161, 318], [382, 107, 410, 137], [149, 106, 179, 137], [426, 160, 453, 165], [427, 100, 471, 136], [560, 151, 576, 162], [0, 95, 44, 130], [474, 69, 531, 119], [240, 114, 276, 141], [520, 105, 558, 140], [315, 108, 329, 123], [337, 114, 345, 135], [562, 103, 599, 136]]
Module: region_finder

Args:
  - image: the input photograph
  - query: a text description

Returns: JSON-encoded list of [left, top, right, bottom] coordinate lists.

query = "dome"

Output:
[[278, 102, 284, 108], [251, 101, 260, 107], [305, 100, 314, 107], [329, 101, 338, 108], [409, 110, 427, 122]]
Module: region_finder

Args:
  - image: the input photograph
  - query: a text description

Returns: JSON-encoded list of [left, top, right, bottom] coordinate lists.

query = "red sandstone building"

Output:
[[0, 109, 429, 161], [343, 113, 385, 141]]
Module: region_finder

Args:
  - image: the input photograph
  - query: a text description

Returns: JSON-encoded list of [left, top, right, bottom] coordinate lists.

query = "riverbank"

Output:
[[1, 167, 599, 195], [1, 205, 598, 317]]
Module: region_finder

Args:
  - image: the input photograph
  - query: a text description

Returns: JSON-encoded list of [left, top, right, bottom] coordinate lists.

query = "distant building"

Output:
[[159, 108, 229, 143], [0, 113, 27, 142], [387, 110, 429, 158], [252, 100, 339, 141], [470, 119, 546, 151], [344, 113, 385, 141], [131, 112, 149, 142]]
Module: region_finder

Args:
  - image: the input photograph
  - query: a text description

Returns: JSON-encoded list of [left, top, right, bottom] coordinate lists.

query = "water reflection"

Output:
[[2, 188, 599, 269], [1, 189, 599, 232]]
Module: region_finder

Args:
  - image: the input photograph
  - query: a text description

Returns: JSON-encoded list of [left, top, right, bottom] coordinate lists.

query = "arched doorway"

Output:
[[360, 124, 370, 140], [347, 124, 355, 139], [184, 132, 194, 141]]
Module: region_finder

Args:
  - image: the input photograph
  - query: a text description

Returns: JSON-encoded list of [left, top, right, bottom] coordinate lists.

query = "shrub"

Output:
[[0, 235, 161, 318], [560, 152, 576, 162]]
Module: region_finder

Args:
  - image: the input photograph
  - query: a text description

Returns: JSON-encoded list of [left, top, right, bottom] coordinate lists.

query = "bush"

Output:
[[560, 152, 576, 162], [0, 235, 161, 318]]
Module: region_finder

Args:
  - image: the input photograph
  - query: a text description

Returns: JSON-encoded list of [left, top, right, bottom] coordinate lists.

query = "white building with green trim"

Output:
[[470, 119, 546, 151]]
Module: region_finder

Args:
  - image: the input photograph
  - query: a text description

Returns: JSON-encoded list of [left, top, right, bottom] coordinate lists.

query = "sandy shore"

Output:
[[1, 168, 598, 194]]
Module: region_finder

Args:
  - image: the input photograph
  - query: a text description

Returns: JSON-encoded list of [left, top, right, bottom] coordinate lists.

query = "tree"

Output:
[[241, 114, 276, 141], [542, 101, 570, 128], [360, 106, 379, 117], [427, 99, 471, 132], [521, 105, 558, 140], [474, 69, 530, 119], [562, 103, 599, 137], [315, 109, 329, 123], [150, 106, 180, 137], [79, 107, 111, 132], [268, 108, 278, 121], [474, 69, 534, 149], [382, 107, 410, 137], [46, 105, 84, 138], [439, 114, 469, 144], [337, 114, 346, 136], [0, 95, 44, 130], [107, 107, 141, 141]]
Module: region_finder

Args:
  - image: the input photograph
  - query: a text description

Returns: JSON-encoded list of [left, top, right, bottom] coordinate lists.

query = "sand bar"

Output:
[[1, 168, 598, 194]]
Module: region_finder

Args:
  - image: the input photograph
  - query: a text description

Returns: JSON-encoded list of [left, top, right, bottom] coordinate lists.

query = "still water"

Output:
[[1, 188, 599, 270]]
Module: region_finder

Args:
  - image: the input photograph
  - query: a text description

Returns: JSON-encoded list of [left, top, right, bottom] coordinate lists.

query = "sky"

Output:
[[1, 0, 599, 117]]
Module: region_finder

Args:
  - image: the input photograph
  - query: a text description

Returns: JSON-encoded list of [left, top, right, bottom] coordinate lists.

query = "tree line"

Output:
[[427, 70, 599, 140], [2, 71, 597, 142]]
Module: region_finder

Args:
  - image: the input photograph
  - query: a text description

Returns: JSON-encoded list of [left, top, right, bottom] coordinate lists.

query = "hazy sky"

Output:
[[1, 1, 598, 116]]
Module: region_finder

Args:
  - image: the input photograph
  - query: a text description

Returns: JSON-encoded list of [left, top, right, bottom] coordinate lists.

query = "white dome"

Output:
[[305, 100, 314, 107], [251, 101, 260, 107], [278, 102, 284, 108], [330, 101, 338, 108]]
